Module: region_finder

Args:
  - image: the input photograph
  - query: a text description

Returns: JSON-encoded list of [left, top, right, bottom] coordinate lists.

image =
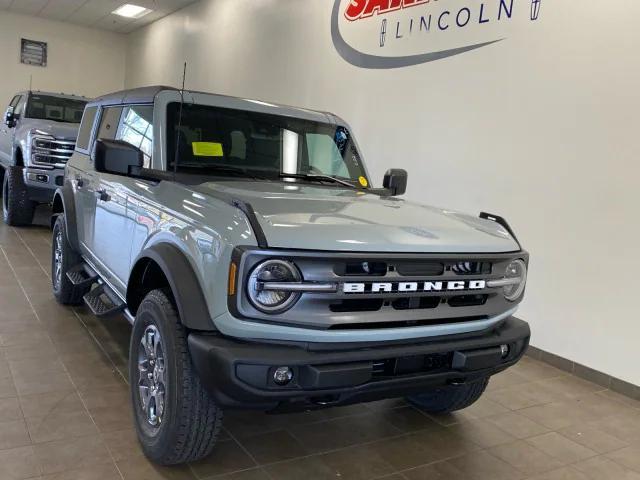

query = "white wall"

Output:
[[125, 0, 640, 385], [0, 11, 126, 105]]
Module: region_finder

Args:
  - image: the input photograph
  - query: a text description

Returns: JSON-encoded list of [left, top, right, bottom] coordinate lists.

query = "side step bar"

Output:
[[83, 283, 125, 317], [66, 264, 99, 289]]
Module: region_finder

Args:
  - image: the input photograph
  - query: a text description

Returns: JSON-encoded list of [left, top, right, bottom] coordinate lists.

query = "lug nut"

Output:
[[273, 366, 293, 386]]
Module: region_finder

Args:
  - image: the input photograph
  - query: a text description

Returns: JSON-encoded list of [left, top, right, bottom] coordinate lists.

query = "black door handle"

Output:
[[96, 189, 110, 202]]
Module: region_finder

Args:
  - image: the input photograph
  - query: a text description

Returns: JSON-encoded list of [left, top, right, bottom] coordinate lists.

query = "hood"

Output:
[[19, 118, 80, 141], [195, 181, 520, 253]]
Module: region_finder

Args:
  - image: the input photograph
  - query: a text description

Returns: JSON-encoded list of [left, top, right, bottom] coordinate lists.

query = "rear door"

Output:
[[0, 95, 22, 164]]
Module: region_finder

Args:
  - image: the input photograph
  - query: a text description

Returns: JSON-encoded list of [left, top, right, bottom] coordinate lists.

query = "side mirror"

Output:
[[4, 107, 16, 128], [94, 139, 143, 175], [383, 168, 408, 196]]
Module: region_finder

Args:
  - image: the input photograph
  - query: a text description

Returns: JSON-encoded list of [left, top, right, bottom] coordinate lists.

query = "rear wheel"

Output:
[[406, 378, 489, 413], [130, 289, 223, 465], [2, 166, 36, 226]]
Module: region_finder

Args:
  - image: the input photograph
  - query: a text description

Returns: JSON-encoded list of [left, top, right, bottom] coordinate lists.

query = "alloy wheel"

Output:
[[137, 325, 167, 428]]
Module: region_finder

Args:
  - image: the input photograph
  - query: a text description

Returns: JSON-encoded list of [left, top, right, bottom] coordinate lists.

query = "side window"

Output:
[[306, 133, 349, 178], [96, 106, 124, 141], [76, 106, 98, 152], [115, 105, 153, 168], [13, 96, 24, 116], [8, 95, 21, 108]]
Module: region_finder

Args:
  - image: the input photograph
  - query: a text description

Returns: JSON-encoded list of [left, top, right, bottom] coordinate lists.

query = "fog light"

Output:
[[273, 366, 293, 385], [500, 344, 510, 358]]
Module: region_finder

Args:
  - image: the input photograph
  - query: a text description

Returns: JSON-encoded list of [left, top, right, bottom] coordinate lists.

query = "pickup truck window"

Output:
[[166, 103, 367, 184], [26, 95, 86, 123]]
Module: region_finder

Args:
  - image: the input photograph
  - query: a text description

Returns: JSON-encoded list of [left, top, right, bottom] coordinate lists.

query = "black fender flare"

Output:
[[128, 243, 214, 331], [51, 180, 80, 249]]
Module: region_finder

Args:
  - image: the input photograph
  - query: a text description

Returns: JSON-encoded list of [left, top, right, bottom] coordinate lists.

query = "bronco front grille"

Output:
[[32, 138, 75, 167], [233, 248, 527, 331]]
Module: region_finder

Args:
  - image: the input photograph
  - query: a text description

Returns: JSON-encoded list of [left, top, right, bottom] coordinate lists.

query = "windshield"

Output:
[[166, 102, 369, 186], [25, 95, 87, 123]]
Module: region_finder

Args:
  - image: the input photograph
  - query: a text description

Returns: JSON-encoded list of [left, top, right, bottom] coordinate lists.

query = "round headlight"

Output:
[[247, 260, 302, 313], [503, 259, 527, 301]]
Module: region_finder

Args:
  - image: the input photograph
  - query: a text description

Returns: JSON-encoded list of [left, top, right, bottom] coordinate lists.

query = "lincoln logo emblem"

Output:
[[380, 19, 387, 47], [531, 0, 541, 20]]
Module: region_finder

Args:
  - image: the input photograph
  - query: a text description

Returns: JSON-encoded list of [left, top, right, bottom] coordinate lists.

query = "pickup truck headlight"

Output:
[[503, 259, 527, 301], [247, 260, 302, 313]]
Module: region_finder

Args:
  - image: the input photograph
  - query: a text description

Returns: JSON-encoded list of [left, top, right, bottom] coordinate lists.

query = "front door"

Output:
[[87, 104, 154, 293]]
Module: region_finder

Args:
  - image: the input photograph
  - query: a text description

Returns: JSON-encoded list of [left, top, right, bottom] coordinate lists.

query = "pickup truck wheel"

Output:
[[130, 289, 223, 465], [2, 166, 36, 226], [406, 377, 489, 413], [52, 214, 84, 305]]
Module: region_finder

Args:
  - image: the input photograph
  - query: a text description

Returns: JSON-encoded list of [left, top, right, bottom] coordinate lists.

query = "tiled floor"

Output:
[[0, 209, 639, 480]]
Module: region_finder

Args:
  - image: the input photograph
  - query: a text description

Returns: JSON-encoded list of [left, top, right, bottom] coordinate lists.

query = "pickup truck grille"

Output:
[[32, 138, 75, 167], [233, 249, 527, 330]]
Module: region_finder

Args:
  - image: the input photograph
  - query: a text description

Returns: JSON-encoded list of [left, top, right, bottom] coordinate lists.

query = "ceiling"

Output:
[[0, 0, 199, 33]]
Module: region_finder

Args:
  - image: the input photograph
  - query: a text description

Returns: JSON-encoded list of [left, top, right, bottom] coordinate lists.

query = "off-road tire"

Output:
[[406, 378, 489, 413], [2, 166, 36, 226], [52, 214, 84, 305], [130, 289, 223, 465]]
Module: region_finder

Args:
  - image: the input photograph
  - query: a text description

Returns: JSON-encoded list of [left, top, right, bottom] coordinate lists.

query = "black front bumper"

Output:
[[188, 316, 530, 411]]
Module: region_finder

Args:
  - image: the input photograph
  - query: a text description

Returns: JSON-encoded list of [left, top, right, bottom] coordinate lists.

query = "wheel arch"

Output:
[[51, 183, 80, 246], [127, 243, 215, 332], [14, 147, 24, 167]]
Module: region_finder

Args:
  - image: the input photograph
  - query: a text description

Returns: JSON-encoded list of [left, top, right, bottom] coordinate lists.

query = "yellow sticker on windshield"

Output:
[[192, 142, 223, 157], [358, 176, 369, 188]]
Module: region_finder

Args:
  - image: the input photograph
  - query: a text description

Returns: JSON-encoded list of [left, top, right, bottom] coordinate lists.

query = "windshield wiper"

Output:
[[279, 173, 359, 189], [179, 164, 270, 181]]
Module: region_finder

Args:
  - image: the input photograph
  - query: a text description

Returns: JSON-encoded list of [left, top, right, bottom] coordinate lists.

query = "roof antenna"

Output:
[[172, 62, 187, 181]]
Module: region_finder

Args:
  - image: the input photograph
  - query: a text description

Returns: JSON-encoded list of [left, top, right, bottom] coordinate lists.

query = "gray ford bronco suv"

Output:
[[51, 86, 530, 466], [0, 91, 87, 225]]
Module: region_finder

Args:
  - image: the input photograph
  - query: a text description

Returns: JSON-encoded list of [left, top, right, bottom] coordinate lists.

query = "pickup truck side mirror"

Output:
[[4, 106, 16, 128], [94, 138, 144, 175], [383, 169, 408, 196]]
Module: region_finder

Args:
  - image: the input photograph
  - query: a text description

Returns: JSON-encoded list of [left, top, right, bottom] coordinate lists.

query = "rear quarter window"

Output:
[[76, 107, 98, 152]]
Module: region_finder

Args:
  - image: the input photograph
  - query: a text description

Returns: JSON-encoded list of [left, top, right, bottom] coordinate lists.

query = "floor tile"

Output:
[[117, 455, 197, 479], [573, 456, 640, 480], [446, 450, 526, 480], [189, 439, 256, 478], [239, 429, 309, 464], [0, 418, 31, 450], [0, 445, 40, 480], [0, 396, 23, 422], [26, 410, 99, 444], [33, 434, 112, 475], [484, 411, 550, 439], [39, 462, 123, 480], [318, 442, 396, 479], [557, 424, 629, 454], [526, 432, 598, 464], [527, 466, 590, 480], [606, 446, 640, 473], [489, 440, 564, 475]]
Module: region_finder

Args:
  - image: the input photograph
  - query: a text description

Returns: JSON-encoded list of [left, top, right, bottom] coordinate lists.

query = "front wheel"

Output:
[[406, 378, 489, 413], [2, 166, 36, 226], [130, 289, 223, 465]]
